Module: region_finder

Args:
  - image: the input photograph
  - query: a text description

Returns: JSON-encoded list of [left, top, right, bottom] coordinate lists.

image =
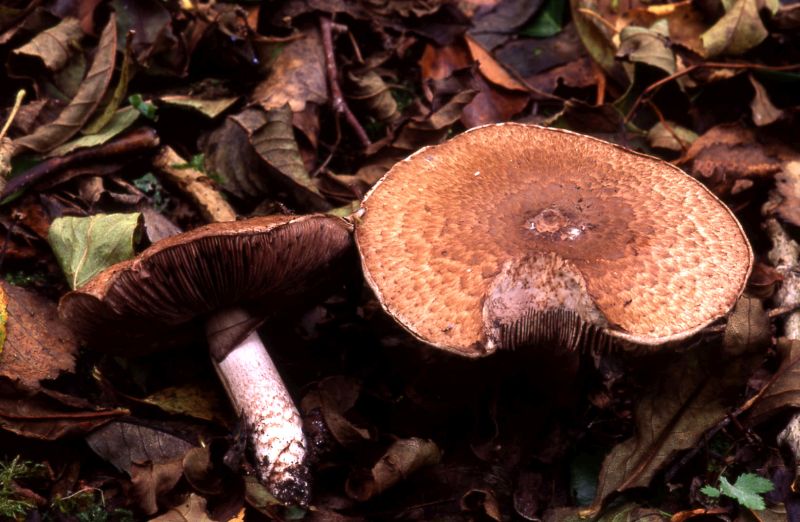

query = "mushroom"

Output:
[[355, 123, 753, 356], [59, 214, 353, 504]]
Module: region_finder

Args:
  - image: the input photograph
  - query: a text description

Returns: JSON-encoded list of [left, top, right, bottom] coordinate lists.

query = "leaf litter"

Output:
[[0, 0, 798, 519]]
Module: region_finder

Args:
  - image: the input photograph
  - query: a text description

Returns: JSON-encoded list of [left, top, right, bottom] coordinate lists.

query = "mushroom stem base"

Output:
[[206, 308, 310, 505]]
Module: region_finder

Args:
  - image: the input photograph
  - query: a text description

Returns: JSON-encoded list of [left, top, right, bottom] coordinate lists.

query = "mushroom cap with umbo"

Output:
[[355, 123, 753, 357], [60, 214, 354, 356]]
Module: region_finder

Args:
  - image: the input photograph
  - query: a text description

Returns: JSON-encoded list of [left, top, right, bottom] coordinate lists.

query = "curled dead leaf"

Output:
[[346, 437, 442, 501], [13, 14, 117, 154]]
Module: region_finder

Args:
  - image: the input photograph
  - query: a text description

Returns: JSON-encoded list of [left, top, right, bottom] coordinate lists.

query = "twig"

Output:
[[319, 16, 371, 148], [0, 90, 25, 141], [625, 62, 800, 123], [1, 127, 160, 199], [152, 146, 237, 223]]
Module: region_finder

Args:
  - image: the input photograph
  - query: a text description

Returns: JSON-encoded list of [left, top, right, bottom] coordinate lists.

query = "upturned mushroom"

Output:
[[355, 123, 753, 355], [59, 214, 353, 504]]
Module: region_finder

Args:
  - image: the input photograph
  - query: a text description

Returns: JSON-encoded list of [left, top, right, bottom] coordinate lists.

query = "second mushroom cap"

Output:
[[355, 123, 753, 356]]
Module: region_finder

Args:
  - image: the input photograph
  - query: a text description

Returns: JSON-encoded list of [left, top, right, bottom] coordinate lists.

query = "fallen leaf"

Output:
[[464, 35, 528, 91], [0, 387, 127, 439], [157, 94, 239, 119], [12, 17, 83, 71], [748, 340, 800, 425], [252, 26, 328, 112], [749, 75, 784, 127], [647, 121, 698, 151], [682, 123, 792, 197], [85, 420, 197, 475], [468, 0, 546, 50], [700, 0, 768, 57], [143, 384, 229, 424], [723, 295, 770, 355], [345, 438, 442, 501], [617, 22, 676, 75], [300, 376, 371, 448], [130, 458, 184, 515], [47, 212, 142, 289], [48, 106, 140, 157], [149, 493, 215, 522], [0, 280, 77, 391], [201, 109, 271, 200], [346, 68, 400, 124], [250, 105, 328, 207], [13, 14, 117, 154], [570, 0, 628, 85], [588, 344, 760, 515]]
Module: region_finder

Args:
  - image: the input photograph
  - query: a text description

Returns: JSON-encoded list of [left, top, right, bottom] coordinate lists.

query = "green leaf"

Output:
[[47, 213, 141, 289], [718, 473, 774, 510], [701, 485, 721, 498], [521, 0, 566, 38], [129, 93, 158, 120]]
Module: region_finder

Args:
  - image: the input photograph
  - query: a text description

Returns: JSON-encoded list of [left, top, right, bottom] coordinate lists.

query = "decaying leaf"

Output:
[[48, 106, 140, 157], [301, 376, 371, 448], [0, 388, 127, 440], [86, 420, 197, 475], [0, 280, 77, 391], [157, 95, 239, 119], [748, 340, 800, 425], [149, 493, 216, 522], [723, 295, 770, 355], [617, 22, 675, 75], [13, 14, 117, 154], [346, 437, 442, 501], [143, 384, 230, 424], [201, 109, 270, 200], [252, 27, 328, 112], [47, 212, 142, 289], [12, 17, 83, 72], [588, 344, 760, 514], [647, 121, 698, 151], [749, 75, 784, 127], [250, 105, 327, 207], [131, 458, 185, 515], [700, 0, 768, 57]]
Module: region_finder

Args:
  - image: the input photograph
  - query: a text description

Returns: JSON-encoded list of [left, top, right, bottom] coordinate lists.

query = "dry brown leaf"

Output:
[[0, 280, 77, 391], [682, 124, 793, 197], [588, 344, 760, 515], [749, 75, 784, 127], [153, 146, 236, 223], [748, 340, 800, 425], [301, 376, 371, 448], [252, 26, 328, 112], [149, 494, 215, 522], [132, 458, 185, 515], [12, 17, 83, 71], [723, 295, 770, 356], [250, 105, 327, 207], [464, 34, 528, 92], [13, 14, 117, 154], [345, 438, 442, 501], [0, 388, 127, 440]]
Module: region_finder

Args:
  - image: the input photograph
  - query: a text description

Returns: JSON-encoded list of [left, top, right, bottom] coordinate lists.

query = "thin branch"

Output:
[[320, 16, 371, 148], [625, 62, 800, 123]]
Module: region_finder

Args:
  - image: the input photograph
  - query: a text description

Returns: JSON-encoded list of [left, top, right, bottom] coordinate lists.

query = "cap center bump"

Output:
[[525, 208, 586, 242]]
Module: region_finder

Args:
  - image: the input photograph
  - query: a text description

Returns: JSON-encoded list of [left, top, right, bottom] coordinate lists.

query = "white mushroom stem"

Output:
[[205, 307, 309, 504]]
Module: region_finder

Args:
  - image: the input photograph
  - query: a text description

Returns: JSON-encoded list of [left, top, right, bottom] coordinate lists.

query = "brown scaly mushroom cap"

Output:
[[355, 123, 753, 357], [60, 214, 353, 354]]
